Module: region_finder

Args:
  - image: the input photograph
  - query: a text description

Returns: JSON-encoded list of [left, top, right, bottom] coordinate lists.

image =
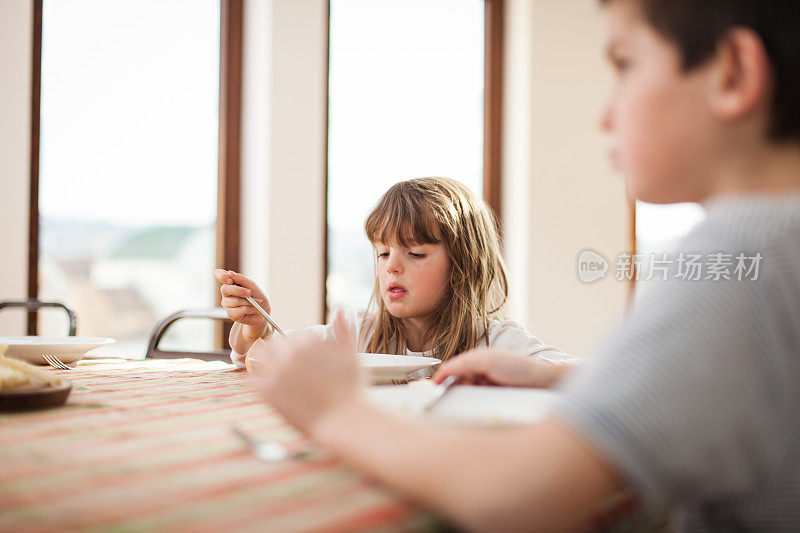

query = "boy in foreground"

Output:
[[246, 1, 800, 531]]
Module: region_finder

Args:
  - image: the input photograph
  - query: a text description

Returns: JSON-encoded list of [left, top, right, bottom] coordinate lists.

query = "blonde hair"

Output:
[[363, 177, 509, 363]]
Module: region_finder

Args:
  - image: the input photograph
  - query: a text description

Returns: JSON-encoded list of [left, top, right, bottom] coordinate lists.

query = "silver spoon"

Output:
[[229, 277, 287, 337], [244, 295, 288, 338]]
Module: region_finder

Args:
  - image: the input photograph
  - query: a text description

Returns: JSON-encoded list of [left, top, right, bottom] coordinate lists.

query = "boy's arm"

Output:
[[312, 401, 620, 532], [248, 313, 620, 531]]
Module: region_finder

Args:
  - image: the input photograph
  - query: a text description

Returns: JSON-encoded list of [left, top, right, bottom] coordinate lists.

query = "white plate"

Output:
[[0, 336, 116, 365], [357, 354, 441, 383], [367, 382, 559, 425]]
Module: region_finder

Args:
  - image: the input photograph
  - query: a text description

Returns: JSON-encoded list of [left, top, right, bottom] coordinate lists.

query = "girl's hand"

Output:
[[213, 269, 270, 330], [432, 348, 566, 389], [214, 269, 273, 354], [247, 310, 364, 434]]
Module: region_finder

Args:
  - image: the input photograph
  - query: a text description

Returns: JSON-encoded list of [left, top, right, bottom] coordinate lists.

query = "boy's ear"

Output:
[[708, 28, 772, 123]]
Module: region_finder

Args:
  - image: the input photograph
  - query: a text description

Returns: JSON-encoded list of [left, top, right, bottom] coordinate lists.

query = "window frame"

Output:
[[216, 0, 244, 345], [483, 0, 504, 221], [628, 199, 637, 298], [27, 0, 42, 334]]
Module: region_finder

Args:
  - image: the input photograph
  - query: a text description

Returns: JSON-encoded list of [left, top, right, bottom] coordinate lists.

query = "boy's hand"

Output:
[[213, 269, 270, 328], [433, 349, 566, 389], [247, 310, 364, 434]]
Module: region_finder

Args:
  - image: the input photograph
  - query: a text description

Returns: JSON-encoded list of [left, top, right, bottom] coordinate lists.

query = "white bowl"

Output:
[[357, 353, 441, 383], [0, 336, 116, 365]]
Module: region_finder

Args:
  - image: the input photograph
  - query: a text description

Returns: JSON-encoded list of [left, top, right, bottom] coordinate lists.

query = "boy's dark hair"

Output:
[[601, 0, 800, 142]]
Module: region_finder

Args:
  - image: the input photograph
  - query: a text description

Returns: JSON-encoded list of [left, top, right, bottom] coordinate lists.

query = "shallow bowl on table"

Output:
[[0, 336, 116, 365], [245, 352, 441, 383]]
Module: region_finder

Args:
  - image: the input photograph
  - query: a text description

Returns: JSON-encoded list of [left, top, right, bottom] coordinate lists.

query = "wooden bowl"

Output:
[[0, 381, 72, 412]]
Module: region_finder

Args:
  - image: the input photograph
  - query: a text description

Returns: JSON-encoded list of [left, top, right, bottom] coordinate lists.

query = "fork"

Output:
[[42, 354, 74, 370], [421, 375, 458, 413], [230, 425, 306, 462]]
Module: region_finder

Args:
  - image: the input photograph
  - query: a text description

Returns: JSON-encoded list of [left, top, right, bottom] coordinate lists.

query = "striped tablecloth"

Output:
[[0, 358, 440, 533]]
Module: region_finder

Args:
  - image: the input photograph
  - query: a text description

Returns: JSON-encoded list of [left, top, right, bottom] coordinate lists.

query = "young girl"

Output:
[[215, 177, 577, 372]]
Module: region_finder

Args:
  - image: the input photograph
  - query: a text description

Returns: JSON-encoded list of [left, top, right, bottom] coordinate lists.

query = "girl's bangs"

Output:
[[365, 191, 442, 247]]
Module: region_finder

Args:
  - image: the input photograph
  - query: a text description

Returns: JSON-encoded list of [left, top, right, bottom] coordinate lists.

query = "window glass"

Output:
[[38, 0, 221, 356], [327, 0, 485, 310]]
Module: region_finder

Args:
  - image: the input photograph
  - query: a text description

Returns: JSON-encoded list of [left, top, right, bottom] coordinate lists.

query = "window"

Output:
[[326, 0, 488, 311], [634, 201, 705, 290], [36, 0, 222, 356], [635, 201, 706, 256]]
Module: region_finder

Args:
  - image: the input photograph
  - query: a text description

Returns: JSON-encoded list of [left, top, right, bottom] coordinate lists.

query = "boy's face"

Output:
[[601, 0, 716, 204]]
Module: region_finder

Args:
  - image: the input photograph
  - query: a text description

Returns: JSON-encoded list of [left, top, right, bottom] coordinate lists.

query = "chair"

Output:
[[0, 299, 78, 336], [145, 308, 233, 362]]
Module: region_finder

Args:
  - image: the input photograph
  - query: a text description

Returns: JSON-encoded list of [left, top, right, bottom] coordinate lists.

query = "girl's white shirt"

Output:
[[230, 311, 584, 373]]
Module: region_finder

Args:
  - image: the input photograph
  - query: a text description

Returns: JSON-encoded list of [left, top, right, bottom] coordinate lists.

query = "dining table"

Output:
[[0, 358, 442, 533], [0, 357, 667, 533]]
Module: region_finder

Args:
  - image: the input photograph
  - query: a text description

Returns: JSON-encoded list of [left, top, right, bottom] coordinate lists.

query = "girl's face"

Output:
[[373, 240, 451, 325]]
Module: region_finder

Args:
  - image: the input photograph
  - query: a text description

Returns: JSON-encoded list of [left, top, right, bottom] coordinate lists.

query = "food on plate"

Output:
[[0, 346, 62, 391]]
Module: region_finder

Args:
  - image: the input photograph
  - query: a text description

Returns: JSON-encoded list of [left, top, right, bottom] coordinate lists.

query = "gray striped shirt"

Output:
[[554, 195, 800, 532]]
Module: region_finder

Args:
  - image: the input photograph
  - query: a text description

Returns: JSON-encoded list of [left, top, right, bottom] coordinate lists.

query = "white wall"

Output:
[[240, 0, 328, 329], [0, 0, 33, 335], [503, 0, 629, 356]]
